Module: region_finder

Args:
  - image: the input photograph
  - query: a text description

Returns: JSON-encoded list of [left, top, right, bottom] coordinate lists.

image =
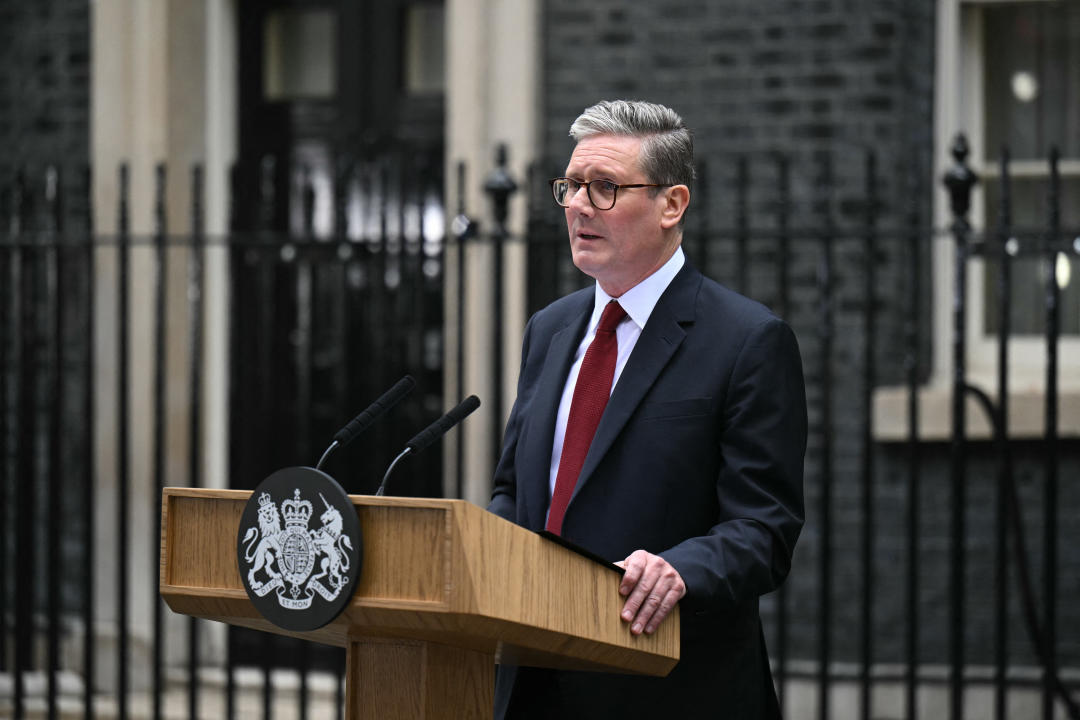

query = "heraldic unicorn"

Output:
[[241, 488, 355, 611]]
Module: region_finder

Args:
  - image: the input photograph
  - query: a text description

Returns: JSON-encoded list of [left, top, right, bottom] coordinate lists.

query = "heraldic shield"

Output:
[[236, 467, 363, 632]]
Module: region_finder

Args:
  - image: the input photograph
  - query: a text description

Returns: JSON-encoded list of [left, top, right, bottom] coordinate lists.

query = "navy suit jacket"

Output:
[[488, 262, 807, 719]]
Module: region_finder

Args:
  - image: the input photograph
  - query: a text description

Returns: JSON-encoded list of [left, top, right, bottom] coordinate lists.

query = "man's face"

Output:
[[563, 134, 681, 297]]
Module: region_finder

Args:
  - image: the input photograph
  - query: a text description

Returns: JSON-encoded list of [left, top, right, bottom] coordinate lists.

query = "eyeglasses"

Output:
[[549, 177, 671, 211]]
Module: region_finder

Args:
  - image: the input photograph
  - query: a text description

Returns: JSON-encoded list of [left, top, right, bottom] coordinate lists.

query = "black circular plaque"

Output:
[[236, 466, 362, 632]]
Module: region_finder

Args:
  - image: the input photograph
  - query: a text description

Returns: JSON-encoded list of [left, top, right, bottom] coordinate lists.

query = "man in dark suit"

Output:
[[488, 100, 807, 718]]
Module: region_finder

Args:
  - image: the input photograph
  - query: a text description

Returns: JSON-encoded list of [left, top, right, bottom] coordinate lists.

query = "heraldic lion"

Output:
[[243, 492, 283, 589]]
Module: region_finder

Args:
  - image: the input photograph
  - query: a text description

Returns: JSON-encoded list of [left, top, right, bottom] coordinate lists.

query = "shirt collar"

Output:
[[590, 246, 685, 331]]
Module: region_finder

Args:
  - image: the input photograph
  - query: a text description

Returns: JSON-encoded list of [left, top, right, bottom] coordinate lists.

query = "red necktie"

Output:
[[546, 300, 627, 535]]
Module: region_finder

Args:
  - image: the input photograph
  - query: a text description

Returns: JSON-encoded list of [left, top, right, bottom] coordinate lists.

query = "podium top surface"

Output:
[[160, 487, 679, 676]]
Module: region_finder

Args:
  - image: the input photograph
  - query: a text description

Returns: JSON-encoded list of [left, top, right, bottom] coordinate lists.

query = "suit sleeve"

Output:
[[660, 317, 807, 610], [487, 314, 536, 522]]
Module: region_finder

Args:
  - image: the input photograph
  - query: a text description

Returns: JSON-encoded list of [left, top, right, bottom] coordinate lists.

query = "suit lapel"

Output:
[[521, 293, 592, 530], [570, 265, 701, 504]]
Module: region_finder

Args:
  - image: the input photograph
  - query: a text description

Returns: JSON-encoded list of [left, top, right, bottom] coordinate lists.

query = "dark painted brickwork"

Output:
[[0, 0, 90, 231], [540, 0, 1080, 670]]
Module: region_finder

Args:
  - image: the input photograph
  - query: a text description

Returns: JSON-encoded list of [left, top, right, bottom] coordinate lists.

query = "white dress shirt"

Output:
[[548, 246, 686, 497]]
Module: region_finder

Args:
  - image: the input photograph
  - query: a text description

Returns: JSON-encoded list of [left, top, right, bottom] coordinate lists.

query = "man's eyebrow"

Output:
[[564, 169, 619, 180]]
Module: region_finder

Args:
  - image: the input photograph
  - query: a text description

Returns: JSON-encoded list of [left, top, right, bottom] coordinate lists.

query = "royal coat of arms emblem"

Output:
[[237, 467, 362, 630]]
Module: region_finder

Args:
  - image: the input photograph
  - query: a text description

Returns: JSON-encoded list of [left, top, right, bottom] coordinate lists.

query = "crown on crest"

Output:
[[282, 488, 313, 528], [258, 491, 272, 508]]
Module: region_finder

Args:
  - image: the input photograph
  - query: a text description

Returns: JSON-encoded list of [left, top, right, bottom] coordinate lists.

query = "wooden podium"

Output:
[[160, 488, 679, 719]]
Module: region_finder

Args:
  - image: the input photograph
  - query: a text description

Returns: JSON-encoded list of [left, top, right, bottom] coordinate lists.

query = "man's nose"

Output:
[[567, 184, 594, 213]]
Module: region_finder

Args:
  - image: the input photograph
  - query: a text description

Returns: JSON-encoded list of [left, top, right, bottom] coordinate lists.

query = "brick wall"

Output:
[[0, 0, 90, 230]]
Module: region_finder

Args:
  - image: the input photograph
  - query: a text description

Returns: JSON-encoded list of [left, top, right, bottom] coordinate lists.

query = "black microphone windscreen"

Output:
[[406, 395, 481, 454], [332, 375, 416, 447], [445, 394, 481, 425]]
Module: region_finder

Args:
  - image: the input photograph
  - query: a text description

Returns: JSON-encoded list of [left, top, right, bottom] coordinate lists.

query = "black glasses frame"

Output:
[[549, 177, 671, 210]]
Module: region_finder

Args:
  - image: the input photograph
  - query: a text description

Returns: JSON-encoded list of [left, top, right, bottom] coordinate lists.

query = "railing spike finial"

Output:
[[155, 163, 167, 239], [943, 133, 978, 225], [259, 155, 277, 232], [118, 163, 130, 236], [482, 144, 517, 456], [46, 165, 58, 203], [455, 161, 467, 217], [46, 165, 63, 235], [484, 143, 518, 227], [302, 164, 316, 236], [11, 166, 26, 236]]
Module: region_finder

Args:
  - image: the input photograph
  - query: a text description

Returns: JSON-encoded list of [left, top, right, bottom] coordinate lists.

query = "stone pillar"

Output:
[[91, 0, 236, 687], [444, 0, 539, 505]]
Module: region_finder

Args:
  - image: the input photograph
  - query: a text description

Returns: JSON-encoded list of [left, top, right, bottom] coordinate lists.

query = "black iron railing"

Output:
[[1, 136, 1078, 719]]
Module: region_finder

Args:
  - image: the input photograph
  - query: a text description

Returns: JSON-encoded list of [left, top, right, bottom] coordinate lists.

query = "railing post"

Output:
[[814, 150, 835, 720], [0, 170, 11, 678], [993, 145, 1013, 720], [1041, 146, 1061, 720], [452, 162, 476, 499], [942, 133, 977, 720], [735, 155, 749, 295], [151, 162, 167, 720], [694, 158, 709, 273], [773, 152, 791, 709], [225, 163, 240, 720], [82, 163, 96, 720], [12, 166, 32, 720], [860, 149, 878, 720], [483, 145, 518, 462], [258, 153, 277, 720], [116, 162, 131, 720], [46, 165, 64, 720], [188, 163, 205, 720], [904, 149, 924, 720]]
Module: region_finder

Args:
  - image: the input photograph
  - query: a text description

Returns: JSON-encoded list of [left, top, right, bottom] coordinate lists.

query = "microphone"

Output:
[[315, 375, 416, 470], [375, 395, 480, 496]]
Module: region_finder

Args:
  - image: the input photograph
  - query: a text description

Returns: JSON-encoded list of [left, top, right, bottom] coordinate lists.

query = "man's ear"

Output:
[[659, 185, 690, 229]]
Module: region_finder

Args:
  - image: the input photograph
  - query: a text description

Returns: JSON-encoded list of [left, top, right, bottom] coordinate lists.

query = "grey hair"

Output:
[[569, 100, 696, 188]]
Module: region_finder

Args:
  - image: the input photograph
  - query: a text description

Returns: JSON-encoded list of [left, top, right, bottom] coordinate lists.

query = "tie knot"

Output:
[[597, 301, 626, 333]]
